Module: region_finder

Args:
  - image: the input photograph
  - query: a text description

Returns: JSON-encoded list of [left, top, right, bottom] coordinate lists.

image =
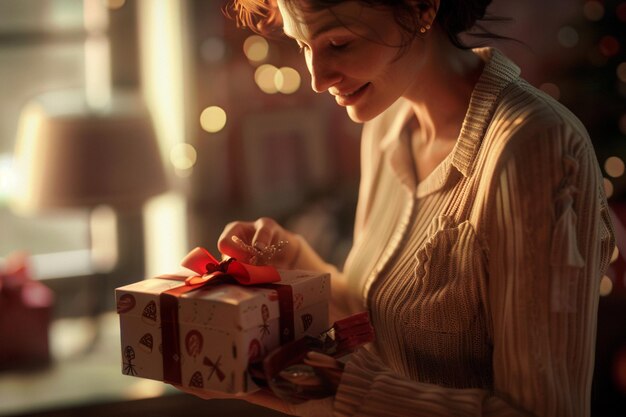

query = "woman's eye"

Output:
[[329, 39, 349, 50]]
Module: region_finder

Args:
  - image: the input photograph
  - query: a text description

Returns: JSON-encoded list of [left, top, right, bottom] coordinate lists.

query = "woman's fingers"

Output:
[[218, 221, 255, 260], [252, 217, 279, 250], [217, 217, 301, 268]]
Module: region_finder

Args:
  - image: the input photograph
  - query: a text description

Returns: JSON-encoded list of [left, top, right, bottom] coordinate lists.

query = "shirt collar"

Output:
[[379, 47, 521, 195]]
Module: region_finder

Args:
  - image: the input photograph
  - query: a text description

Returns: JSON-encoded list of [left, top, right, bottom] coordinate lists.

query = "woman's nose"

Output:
[[306, 51, 342, 93]]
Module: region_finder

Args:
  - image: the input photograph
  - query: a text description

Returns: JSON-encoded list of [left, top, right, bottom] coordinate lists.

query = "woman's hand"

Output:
[[218, 217, 302, 269]]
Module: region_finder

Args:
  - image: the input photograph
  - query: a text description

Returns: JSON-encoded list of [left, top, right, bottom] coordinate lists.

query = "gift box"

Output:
[[116, 248, 330, 394], [0, 252, 54, 371]]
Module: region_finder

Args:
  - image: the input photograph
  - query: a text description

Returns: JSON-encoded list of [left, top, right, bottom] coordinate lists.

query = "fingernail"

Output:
[[254, 241, 267, 251]]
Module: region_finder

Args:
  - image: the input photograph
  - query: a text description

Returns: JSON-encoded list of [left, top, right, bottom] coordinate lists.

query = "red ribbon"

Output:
[[180, 247, 281, 286], [159, 247, 291, 386]]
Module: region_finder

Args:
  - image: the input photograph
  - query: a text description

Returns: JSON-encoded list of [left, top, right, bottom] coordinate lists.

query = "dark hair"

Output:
[[224, 0, 509, 49]]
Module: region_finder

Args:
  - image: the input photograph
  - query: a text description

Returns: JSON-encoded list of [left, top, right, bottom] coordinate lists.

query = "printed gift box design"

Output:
[[116, 268, 329, 394]]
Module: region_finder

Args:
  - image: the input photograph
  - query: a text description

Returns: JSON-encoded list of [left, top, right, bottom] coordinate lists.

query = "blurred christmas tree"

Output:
[[543, 0, 626, 198], [538, 1, 626, 415]]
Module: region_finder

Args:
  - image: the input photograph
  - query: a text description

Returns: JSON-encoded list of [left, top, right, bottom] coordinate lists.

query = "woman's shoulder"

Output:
[[494, 79, 590, 144], [486, 79, 593, 161]]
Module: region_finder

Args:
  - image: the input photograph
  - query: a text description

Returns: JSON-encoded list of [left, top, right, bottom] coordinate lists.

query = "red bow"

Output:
[[180, 247, 281, 286]]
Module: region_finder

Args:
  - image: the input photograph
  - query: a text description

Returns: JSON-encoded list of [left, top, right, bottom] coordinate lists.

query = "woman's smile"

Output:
[[332, 82, 371, 106]]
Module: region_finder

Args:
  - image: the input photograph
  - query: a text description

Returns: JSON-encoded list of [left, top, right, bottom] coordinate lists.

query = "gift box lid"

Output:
[[116, 269, 329, 332]]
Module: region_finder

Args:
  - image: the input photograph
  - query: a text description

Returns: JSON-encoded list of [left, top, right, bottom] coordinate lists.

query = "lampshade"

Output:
[[12, 89, 168, 213]]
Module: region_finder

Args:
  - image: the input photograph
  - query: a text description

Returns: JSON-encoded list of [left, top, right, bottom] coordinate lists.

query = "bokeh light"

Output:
[[200, 106, 227, 133], [605, 156, 626, 178], [611, 246, 619, 264], [604, 177, 614, 198], [557, 26, 579, 48], [255, 64, 279, 94], [599, 275, 613, 296], [617, 62, 626, 83], [583, 0, 605, 21], [169, 143, 197, 171], [599, 36, 620, 57], [243, 35, 269, 63], [275, 67, 301, 94]]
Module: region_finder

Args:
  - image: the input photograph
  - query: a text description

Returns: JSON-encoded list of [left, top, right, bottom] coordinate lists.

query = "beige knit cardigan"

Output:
[[319, 48, 615, 417]]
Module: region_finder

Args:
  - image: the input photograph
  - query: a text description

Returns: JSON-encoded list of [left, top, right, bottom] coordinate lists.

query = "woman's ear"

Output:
[[414, 0, 439, 31]]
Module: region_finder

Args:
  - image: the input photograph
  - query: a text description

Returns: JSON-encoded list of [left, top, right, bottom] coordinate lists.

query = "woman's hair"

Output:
[[224, 0, 507, 49]]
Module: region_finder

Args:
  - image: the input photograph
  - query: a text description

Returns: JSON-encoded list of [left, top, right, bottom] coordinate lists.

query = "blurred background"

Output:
[[0, 0, 624, 416]]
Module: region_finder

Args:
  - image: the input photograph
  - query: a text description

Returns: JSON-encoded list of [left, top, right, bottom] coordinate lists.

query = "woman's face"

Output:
[[277, 0, 425, 123]]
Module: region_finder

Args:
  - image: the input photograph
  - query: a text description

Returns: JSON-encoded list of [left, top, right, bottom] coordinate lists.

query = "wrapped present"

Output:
[[116, 247, 330, 394], [0, 252, 54, 370]]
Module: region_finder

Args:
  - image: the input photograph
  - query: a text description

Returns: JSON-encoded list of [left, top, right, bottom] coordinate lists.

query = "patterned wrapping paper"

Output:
[[116, 269, 330, 394]]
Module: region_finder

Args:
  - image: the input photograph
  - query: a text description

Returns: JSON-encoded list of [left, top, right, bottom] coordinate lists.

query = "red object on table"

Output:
[[0, 252, 54, 370]]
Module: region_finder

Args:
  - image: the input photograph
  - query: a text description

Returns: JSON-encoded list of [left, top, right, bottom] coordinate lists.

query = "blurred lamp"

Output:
[[11, 89, 168, 282]]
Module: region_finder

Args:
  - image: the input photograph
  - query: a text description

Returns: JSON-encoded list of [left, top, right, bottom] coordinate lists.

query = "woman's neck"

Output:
[[404, 28, 485, 145]]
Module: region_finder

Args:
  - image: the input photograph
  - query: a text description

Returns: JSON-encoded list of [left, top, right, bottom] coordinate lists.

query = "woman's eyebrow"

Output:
[[283, 19, 346, 42]]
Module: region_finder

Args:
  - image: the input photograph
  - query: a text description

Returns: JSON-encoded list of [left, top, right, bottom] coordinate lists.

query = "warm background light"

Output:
[[243, 35, 269, 63], [557, 26, 579, 48], [169, 143, 197, 171], [600, 275, 614, 296], [199, 106, 227, 133], [605, 156, 625, 178], [617, 62, 626, 83], [275, 67, 301, 94], [254, 64, 279, 94], [604, 177, 614, 198], [583, 0, 604, 21]]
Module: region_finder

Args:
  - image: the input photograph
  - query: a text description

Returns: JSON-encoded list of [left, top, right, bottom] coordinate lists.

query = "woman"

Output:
[[186, 0, 615, 415]]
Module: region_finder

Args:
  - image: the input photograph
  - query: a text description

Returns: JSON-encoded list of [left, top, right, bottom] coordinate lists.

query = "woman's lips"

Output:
[[334, 83, 370, 106]]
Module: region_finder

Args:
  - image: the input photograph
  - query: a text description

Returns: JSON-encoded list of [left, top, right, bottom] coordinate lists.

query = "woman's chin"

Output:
[[346, 106, 378, 124]]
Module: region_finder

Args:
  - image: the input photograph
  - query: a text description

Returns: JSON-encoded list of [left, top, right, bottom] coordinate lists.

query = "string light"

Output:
[[200, 106, 227, 133], [599, 35, 620, 57], [617, 62, 626, 83], [254, 64, 279, 94], [583, 0, 605, 21], [604, 177, 614, 198], [599, 275, 613, 296], [557, 26, 579, 48], [243, 35, 269, 63], [611, 246, 619, 264], [275, 67, 301, 94], [605, 156, 626, 178], [169, 143, 197, 171]]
